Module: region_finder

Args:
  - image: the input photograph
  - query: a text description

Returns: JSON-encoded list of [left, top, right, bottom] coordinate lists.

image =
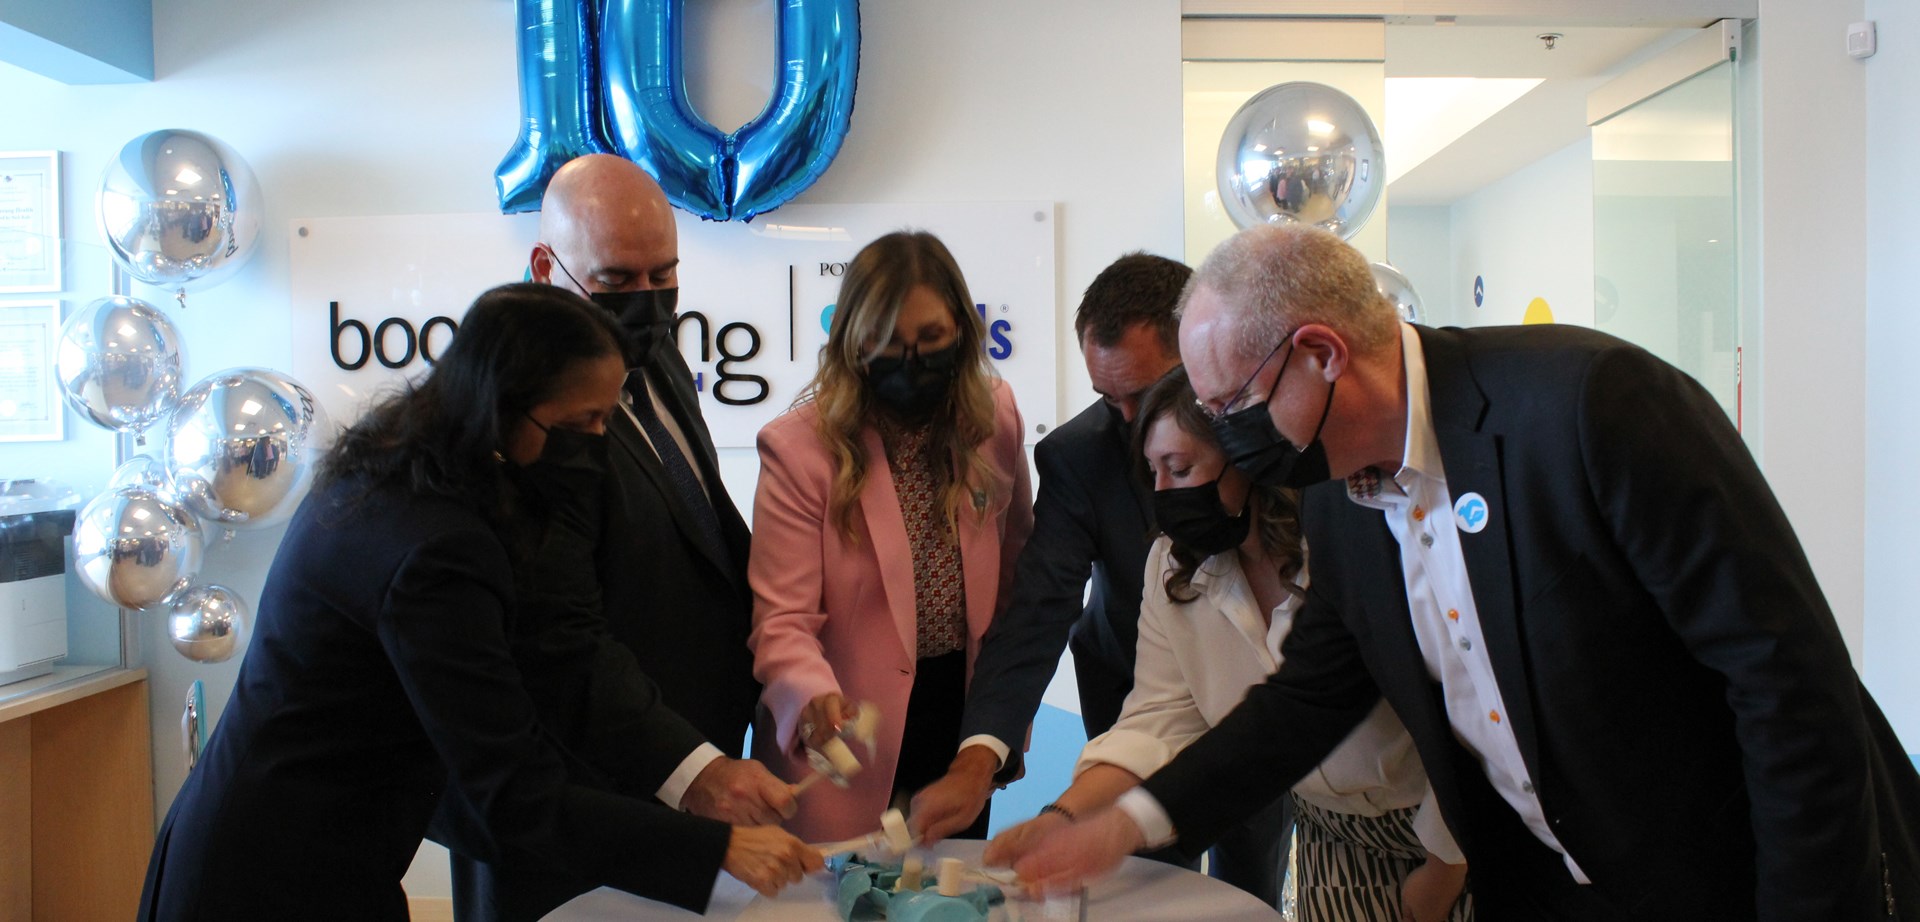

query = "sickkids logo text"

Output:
[[815, 261, 1017, 362]]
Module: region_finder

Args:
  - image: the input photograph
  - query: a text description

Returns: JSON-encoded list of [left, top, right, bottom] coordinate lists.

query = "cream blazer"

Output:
[[1080, 536, 1462, 862]]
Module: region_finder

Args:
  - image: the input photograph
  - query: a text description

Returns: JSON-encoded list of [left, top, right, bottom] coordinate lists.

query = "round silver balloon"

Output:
[[164, 583, 250, 663], [55, 296, 185, 434], [1370, 262, 1424, 323], [107, 454, 176, 495], [1216, 82, 1384, 238], [72, 485, 205, 610], [97, 129, 263, 292], [168, 368, 330, 530]]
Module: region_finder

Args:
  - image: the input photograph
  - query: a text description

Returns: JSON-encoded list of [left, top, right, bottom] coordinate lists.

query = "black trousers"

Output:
[[893, 649, 992, 839]]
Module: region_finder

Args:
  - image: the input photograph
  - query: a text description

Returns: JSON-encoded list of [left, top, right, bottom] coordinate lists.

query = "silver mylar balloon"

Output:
[[72, 485, 205, 610], [97, 129, 263, 292], [108, 454, 176, 495], [55, 296, 185, 434], [1216, 82, 1384, 238], [1370, 262, 1424, 323], [168, 368, 330, 530], [164, 583, 250, 664]]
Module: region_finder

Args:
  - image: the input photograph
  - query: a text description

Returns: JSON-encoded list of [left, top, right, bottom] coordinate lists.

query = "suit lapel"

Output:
[[611, 378, 731, 576], [1419, 327, 1544, 783], [857, 427, 920, 662]]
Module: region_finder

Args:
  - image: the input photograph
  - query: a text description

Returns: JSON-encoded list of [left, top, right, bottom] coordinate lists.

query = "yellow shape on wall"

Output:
[[1523, 297, 1554, 325]]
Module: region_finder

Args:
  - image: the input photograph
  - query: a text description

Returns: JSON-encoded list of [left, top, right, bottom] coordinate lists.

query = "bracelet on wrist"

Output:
[[1038, 802, 1077, 823]]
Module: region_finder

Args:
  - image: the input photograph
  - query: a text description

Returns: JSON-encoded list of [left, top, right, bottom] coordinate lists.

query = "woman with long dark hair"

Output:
[[748, 231, 1034, 843], [987, 366, 1471, 921], [138, 283, 817, 921]]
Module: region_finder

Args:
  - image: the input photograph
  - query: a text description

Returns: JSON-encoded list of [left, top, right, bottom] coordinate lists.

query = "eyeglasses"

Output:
[[1196, 333, 1295, 421]]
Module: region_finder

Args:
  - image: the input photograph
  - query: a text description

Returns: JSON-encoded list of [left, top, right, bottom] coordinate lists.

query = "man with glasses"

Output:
[[1010, 223, 1920, 921], [446, 154, 789, 921]]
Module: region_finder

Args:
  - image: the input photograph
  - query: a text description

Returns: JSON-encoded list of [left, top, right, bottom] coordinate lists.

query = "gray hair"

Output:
[[1177, 224, 1398, 365]]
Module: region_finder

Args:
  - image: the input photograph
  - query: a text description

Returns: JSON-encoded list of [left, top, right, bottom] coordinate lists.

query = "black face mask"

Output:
[[866, 343, 961, 422], [1154, 479, 1251, 558], [541, 248, 679, 362], [1210, 342, 1336, 489], [507, 419, 611, 528], [590, 288, 679, 363]]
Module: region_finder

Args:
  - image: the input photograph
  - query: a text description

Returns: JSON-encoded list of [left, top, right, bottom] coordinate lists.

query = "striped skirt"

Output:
[[1281, 794, 1474, 922]]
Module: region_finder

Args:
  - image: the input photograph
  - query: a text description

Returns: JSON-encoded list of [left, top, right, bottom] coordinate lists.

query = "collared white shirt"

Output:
[[1341, 322, 1587, 882], [1121, 323, 1587, 882]]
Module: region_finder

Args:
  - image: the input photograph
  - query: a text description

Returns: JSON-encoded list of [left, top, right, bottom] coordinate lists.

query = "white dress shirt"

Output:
[[1121, 323, 1587, 881], [1089, 538, 1459, 862]]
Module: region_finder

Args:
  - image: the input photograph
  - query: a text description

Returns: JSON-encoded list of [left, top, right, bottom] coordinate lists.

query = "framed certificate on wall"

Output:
[[0, 151, 62, 294], [0, 300, 63, 441]]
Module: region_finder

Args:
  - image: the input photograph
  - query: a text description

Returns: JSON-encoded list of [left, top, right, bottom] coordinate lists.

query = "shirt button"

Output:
[[1458, 638, 1472, 651], [1447, 609, 1459, 621], [1522, 780, 1535, 794], [1420, 533, 1434, 548], [1489, 710, 1501, 724], [1412, 506, 1426, 522]]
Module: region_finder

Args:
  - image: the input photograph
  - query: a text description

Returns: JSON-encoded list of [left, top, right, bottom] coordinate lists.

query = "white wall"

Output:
[[1384, 204, 1453, 325], [0, 0, 1185, 900], [1446, 138, 1595, 329], [1753, 0, 1869, 667], [1863, 0, 1920, 754]]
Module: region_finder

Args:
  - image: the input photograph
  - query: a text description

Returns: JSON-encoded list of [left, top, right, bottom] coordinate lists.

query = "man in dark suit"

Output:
[[909, 253, 1183, 838], [1011, 224, 1920, 921], [528, 154, 760, 756], [445, 155, 776, 921]]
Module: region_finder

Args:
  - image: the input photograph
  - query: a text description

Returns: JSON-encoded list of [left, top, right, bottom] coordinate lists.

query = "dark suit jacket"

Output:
[[1143, 325, 1920, 921], [960, 398, 1154, 770], [601, 345, 758, 755], [138, 477, 730, 922]]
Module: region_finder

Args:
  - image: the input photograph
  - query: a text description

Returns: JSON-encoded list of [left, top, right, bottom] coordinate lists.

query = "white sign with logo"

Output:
[[288, 203, 1058, 447]]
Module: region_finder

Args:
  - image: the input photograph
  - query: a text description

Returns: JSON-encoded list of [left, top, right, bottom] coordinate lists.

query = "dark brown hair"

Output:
[[1130, 365, 1305, 603], [1074, 252, 1189, 354]]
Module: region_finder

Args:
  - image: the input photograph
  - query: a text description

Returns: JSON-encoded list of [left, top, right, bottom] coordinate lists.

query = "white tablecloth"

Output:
[[544, 839, 1281, 921]]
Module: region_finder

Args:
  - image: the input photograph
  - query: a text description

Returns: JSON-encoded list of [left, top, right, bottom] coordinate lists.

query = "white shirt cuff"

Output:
[[657, 743, 726, 810], [958, 735, 1010, 770], [1412, 788, 1466, 865], [1114, 787, 1177, 849]]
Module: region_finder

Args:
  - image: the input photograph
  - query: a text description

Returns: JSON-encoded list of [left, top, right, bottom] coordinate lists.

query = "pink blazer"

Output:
[[747, 378, 1034, 841]]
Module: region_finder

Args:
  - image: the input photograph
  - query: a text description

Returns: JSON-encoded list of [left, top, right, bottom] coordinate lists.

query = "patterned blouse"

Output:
[[879, 421, 968, 659]]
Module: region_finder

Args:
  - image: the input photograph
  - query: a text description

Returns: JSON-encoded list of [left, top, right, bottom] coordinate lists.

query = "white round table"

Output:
[[544, 839, 1281, 921]]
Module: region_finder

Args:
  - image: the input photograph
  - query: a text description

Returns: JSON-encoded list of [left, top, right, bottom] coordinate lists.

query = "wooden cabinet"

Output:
[[0, 667, 155, 920]]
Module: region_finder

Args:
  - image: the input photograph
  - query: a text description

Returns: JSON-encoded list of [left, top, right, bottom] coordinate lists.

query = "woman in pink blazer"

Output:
[[749, 231, 1034, 844]]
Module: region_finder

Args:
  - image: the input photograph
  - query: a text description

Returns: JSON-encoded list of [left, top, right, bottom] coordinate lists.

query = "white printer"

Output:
[[0, 480, 79, 686]]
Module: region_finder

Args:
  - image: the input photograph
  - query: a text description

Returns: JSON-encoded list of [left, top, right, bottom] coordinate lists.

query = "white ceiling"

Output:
[[1383, 24, 1687, 205]]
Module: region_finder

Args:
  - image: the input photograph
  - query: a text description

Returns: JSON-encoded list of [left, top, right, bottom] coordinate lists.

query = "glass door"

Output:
[[1592, 49, 1740, 428]]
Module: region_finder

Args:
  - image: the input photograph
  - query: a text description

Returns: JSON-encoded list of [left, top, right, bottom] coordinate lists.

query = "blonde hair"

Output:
[[796, 231, 1002, 542], [1180, 224, 1398, 366]]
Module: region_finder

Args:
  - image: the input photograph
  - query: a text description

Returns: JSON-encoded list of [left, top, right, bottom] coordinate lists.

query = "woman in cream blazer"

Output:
[[988, 367, 1469, 921]]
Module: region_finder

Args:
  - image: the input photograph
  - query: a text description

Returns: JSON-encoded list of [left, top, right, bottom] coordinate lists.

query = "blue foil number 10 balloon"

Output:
[[497, 0, 860, 222]]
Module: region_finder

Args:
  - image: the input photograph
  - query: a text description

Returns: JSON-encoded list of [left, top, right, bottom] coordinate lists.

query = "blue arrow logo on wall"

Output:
[[1473, 275, 1485, 308]]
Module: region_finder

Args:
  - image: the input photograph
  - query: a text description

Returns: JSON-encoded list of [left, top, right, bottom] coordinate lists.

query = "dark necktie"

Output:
[[628, 373, 730, 566]]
